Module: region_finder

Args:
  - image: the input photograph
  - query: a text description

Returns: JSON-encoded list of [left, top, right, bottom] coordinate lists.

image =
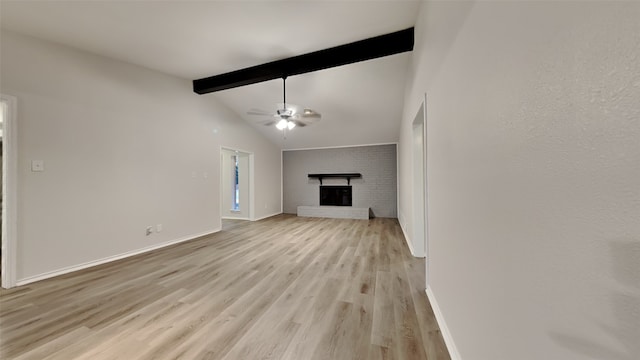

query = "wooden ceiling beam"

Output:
[[193, 27, 414, 94]]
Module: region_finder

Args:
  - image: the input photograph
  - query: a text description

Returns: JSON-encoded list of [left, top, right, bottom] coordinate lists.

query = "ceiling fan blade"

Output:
[[292, 120, 308, 127], [292, 110, 321, 122], [262, 120, 276, 126], [247, 108, 273, 116], [301, 110, 321, 119]]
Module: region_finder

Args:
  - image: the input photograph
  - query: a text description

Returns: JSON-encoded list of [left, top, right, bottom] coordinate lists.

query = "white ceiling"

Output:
[[0, 0, 419, 149]]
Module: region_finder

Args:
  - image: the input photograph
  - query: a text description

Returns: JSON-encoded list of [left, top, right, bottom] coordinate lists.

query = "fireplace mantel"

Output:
[[308, 173, 362, 185]]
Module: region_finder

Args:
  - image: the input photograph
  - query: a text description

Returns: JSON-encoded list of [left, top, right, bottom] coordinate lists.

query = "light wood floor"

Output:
[[0, 215, 450, 360]]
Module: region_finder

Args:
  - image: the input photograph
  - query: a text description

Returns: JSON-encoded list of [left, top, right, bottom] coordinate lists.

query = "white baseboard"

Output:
[[399, 220, 418, 257], [16, 228, 221, 286], [252, 211, 282, 221], [221, 216, 250, 220], [426, 286, 462, 360]]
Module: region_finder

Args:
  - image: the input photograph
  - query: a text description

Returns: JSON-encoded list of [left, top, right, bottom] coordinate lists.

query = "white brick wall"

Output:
[[283, 144, 397, 218]]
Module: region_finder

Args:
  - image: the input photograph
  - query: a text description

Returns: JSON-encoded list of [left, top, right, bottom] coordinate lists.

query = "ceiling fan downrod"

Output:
[[282, 76, 287, 109], [276, 76, 295, 132]]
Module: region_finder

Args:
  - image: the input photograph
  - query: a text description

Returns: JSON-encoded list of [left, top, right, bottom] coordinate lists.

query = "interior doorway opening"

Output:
[[411, 95, 429, 286], [1, 94, 17, 289], [220, 147, 254, 221]]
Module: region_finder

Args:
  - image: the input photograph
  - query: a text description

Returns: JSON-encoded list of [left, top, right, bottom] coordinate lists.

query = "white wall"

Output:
[[0, 30, 281, 283], [399, 1, 640, 359]]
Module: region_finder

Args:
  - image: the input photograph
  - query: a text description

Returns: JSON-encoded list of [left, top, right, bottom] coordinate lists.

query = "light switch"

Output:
[[31, 160, 45, 172]]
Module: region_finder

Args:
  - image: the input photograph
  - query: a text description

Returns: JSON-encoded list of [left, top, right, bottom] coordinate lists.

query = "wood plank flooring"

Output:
[[0, 215, 450, 360]]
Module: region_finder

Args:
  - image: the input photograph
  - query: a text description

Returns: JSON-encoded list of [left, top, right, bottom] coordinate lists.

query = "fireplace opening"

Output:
[[320, 185, 352, 206]]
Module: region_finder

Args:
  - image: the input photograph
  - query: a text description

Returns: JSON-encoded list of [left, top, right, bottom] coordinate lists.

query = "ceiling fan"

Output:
[[247, 76, 321, 131]]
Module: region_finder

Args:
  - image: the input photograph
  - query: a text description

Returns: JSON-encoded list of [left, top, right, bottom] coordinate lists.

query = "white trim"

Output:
[[222, 212, 282, 221], [220, 145, 253, 154], [249, 153, 255, 220], [16, 228, 221, 286], [396, 142, 400, 221], [221, 150, 225, 228], [426, 286, 462, 360], [423, 93, 430, 287], [1, 93, 18, 289], [253, 211, 282, 221], [220, 146, 253, 221], [411, 102, 426, 259], [399, 219, 418, 257], [282, 142, 398, 152], [221, 216, 250, 220], [280, 149, 283, 214]]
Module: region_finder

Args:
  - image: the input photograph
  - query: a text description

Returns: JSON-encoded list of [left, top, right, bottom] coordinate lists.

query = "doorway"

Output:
[[1, 94, 17, 289], [220, 148, 254, 221], [412, 95, 429, 284]]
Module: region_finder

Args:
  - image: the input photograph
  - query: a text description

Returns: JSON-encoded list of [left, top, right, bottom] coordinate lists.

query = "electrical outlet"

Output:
[[156, 224, 162, 232], [146, 226, 153, 236], [31, 160, 45, 172]]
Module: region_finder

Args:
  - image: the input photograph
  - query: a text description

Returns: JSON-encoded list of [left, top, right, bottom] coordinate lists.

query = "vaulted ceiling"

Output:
[[0, 1, 420, 149]]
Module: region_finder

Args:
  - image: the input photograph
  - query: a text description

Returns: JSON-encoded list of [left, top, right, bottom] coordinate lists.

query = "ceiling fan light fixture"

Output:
[[248, 76, 320, 133], [277, 108, 292, 117], [276, 118, 288, 130]]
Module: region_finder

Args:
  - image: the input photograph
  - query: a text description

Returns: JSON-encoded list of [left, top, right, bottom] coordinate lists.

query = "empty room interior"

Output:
[[1, 1, 639, 360]]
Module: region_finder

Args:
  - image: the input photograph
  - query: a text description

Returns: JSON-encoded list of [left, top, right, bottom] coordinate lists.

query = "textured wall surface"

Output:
[[283, 144, 397, 218], [0, 31, 282, 281], [399, 1, 640, 359]]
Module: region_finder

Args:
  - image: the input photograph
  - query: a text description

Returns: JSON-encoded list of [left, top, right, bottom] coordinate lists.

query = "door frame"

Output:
[[1, 94, 18, 289], [412, 102, 426, 258], [423, 94, 430, 287], [411, 94, 429, 285], [220, 146, 255, 221]]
